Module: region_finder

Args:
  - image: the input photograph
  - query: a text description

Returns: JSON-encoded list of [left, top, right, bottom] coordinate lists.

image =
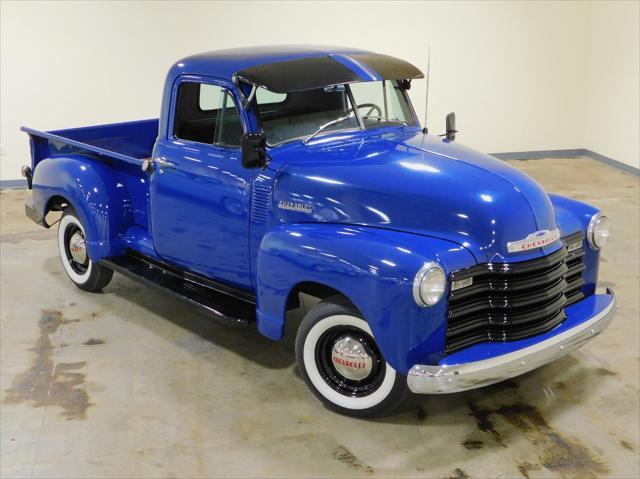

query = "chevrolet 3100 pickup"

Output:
[[21, 46, 615, 417]]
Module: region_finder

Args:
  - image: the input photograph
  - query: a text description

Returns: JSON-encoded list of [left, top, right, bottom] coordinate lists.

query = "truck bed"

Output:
[[22, 118, 158, 168], [23, 119, 159, 230]]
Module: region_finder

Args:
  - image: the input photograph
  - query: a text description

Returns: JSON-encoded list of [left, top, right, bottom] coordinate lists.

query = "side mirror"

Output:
[[241, 132, 267, 169], [445, 112, 457, 142]]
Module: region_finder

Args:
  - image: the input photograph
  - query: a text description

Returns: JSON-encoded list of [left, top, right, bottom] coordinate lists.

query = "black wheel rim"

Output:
[[315, 325, 386, 398], [63, 224, 89, 275]]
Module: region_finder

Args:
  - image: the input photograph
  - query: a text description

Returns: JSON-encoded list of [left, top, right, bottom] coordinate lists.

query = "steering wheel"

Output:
[[356, 103, 382, 118]]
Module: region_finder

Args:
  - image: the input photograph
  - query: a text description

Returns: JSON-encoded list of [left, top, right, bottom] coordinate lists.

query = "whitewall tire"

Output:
[[58, 209, 113, 292], [295, 296, 408, 417]]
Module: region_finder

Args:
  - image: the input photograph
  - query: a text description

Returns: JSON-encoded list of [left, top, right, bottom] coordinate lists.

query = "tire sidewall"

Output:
[[58, 211, 93, 286], [296, 300, 407, 416]]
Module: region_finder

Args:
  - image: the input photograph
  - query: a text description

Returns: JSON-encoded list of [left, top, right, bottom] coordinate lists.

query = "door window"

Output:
[[174, 82, 243, 147]]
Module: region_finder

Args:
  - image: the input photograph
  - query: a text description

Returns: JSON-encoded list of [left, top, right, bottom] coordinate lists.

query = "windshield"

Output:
[[349, 80, 416, 129], [255, 80, 416, 145]]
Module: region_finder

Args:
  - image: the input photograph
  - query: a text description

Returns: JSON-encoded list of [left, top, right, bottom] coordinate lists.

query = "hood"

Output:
[[271, 130, 560, 263]]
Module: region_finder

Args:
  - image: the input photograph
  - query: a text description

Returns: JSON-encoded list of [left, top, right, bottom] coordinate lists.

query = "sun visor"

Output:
[[348, 53, 424, 81], [235, 54, 424, 93], [235, 57, 362, 93]]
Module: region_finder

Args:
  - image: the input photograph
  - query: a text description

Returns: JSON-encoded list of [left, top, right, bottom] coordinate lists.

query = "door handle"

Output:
[[155, 157, 176, 169], [141, 157, 175, 173]]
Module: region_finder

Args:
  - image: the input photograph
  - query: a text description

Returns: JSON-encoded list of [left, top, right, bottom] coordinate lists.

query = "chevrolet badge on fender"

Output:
[[278, 200, 313, 214]]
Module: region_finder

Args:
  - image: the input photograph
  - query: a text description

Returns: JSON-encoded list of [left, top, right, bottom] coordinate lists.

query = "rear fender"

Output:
[[255, 223, 475, 373], [32, 155, 133, 259]]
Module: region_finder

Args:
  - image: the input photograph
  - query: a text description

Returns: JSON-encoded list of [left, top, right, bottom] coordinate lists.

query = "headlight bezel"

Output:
[[413, 262, 446, 307], [587, 212, 610, 250]]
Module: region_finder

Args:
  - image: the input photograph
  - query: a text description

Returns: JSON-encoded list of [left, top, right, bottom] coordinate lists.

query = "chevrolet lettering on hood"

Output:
[[507, 228, 561, 253]]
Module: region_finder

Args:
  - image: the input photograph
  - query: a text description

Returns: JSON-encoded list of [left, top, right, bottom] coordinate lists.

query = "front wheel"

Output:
[[295, 297, 408, 417], [58, 208, 113, 292]]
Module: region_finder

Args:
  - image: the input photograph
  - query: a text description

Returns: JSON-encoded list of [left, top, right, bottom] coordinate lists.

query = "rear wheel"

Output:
[[295, 297, 408, 417], [58, 208, 113, 292]]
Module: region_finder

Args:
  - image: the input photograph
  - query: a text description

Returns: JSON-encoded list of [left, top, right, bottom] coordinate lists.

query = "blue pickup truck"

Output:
[[21, 46, 615, 417]]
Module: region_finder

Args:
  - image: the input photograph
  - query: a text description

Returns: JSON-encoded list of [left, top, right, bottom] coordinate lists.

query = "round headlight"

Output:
[[413, 262, 446, 307], [587, 213, 610, 249]]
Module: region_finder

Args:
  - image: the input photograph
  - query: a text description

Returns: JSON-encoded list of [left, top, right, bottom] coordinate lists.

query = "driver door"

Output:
[[150, 78, 253, 289]]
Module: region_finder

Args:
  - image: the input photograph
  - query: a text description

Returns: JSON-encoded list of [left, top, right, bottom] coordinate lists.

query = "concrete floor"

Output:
[[1, 157, 638, 479]]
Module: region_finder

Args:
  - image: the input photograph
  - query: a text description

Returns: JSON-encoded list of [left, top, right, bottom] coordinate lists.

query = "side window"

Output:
[[256, 88, 287, 105], [174, 82, 243, 147], [199, 83, 221, 111]]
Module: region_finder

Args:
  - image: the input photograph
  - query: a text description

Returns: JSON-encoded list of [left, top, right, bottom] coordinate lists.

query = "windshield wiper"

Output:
[[362, 116, 407, 127], [303, 112, 355, 144]]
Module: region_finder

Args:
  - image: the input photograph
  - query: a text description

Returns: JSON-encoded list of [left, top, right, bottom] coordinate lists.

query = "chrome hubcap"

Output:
[[69, 231, 87, 264], [331, 335, 373, 381]]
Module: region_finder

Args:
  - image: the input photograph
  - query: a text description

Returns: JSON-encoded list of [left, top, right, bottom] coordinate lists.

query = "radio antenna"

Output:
[[422, 46, 431, 134]]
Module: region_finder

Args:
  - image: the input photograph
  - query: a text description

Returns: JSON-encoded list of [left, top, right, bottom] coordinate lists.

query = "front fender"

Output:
[[255, 223, 476, 373], [549, 193, 601, 296], [32, 155, 132, 259]]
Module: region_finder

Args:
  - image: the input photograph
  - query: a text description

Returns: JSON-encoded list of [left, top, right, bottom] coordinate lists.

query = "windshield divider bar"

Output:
[[382, 80, 389, 119], [346, 85, 365, 130]]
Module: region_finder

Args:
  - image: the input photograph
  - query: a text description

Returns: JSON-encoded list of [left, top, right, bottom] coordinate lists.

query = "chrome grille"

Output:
[[444, 232, 586, 355]]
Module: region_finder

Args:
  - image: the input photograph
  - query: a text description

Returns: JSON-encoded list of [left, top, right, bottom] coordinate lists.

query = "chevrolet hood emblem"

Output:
[[507, 228, 561, 253]]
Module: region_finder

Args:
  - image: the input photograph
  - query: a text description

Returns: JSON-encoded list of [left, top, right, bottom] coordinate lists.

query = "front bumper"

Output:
[[407, 288, 616, 394]]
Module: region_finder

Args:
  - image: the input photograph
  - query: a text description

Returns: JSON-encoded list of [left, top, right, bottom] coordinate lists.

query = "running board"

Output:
[[100, 252, 255, 328]]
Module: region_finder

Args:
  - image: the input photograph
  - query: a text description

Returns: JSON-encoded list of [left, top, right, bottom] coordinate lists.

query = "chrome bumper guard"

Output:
[[407, 289, 616, 394]]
